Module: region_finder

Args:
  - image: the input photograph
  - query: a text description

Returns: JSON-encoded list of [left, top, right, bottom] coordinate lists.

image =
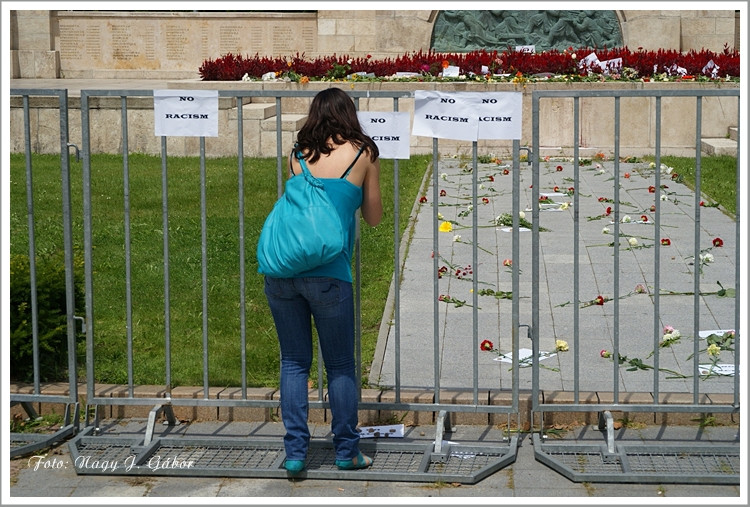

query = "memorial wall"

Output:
[[9, 9, 740, 79]]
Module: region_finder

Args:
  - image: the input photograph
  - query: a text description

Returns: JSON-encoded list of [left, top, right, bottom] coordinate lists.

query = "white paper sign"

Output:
[[358, 111, 411, 159], [154, 89, 219, 137], [471, 92, 522, 140], [412, 90, 478, 141], [441, 65, 461, 77], [412, 91, 522, 141]]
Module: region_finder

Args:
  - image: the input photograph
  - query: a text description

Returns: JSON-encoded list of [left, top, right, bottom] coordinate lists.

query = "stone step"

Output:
[[228, 102, 277, 121], [700, 137, 737, 156], [728, 126, 738, 141], [261, 113, 307, 132]]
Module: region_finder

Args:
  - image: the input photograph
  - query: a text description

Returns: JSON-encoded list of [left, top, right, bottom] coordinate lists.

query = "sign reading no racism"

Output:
[[153, 89, 219, 137], [357, 111, 411, 159], [412, 90, 522, 141]]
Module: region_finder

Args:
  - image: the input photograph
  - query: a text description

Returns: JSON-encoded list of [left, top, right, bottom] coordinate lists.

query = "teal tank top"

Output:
[[291, 147, 365, 283]]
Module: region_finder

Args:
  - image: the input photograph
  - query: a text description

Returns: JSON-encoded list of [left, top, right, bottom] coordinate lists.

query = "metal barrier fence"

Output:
[[528, 88, 740, 483], [9, 88, 520, 483], [9, 86, 740, 484], [9, 89, 80, 457]]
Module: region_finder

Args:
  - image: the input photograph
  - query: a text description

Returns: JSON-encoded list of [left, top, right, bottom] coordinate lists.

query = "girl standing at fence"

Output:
[[262, 87, 382, 476]]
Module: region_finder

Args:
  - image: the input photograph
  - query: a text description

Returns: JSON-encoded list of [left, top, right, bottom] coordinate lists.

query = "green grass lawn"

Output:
[[9, 152, 735, 388], [9, 153, 431, 388]]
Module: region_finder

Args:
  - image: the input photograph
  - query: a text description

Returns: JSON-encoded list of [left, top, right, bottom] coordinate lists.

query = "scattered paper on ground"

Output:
[[699, 329, 733, 339], [698, 364, 736, 376], [359, 424, 404, 438], [494, 347, 556, 367]]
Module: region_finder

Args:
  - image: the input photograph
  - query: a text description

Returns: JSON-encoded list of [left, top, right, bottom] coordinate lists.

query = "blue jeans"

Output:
[[264, 276, 361, 462]]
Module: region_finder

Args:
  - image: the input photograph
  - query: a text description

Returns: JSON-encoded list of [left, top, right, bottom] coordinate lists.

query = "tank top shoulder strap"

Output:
[[340, 144, 366, 179]]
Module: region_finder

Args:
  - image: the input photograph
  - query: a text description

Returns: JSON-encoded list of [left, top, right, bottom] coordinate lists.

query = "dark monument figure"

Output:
[[431, 10, 623, 52]]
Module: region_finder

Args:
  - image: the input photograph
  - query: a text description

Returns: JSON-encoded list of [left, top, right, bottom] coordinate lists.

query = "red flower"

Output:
[[482, 197, 490, 204], [480, 339, 494, 352], [650, 204, 656, 212], [419, 196, 427, 203], [502, 258, 512, 267], [598, 197, 606, 202], [624, 172, 631, 178], [671, 173, 679, 180], [440, 189, 447, 197], [713, 237, 724, 247], [503, 169, 510, 175], [700, 201, 705, 206], [568, 187, 575, 194], [661, 238, 671, 246], [488, 175, 494, 182], [553, 186, 560, 192], [595, 295, 605, 305], [640, 215, 648, 222], [605, 206, 612, 215], [648, 185, 656, 193], [556, 165, 563, 171]]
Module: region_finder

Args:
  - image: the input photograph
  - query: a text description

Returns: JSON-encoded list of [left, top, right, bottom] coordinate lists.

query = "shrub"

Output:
[[198, 46, 740, 82], [9, 251, 84, 382]]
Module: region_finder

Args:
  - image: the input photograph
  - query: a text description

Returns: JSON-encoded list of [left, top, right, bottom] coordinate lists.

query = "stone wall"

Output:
[[8, 9, 741, 79]]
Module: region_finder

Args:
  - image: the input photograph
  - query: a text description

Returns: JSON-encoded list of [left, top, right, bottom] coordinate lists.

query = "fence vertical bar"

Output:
[[692, 97, 703, 402], [432, 137, 440, 396], [22, 95, 41, 393], [652, 97, 662, 400], [161, 136, 172, 395], [511, 139, 520, 413], [471, 141, 479, 404], [121, 96, 135, 395], [612, 97, 621, 404], [393, 97, 402, 403], [81, 91, 96, 406], [572, 96, 580, 402], [200, 136, 210, 396], [237, 97, 247, 398], [733, 100, 740, 406], [531, 93, 540, 417], [57, 89, 78, 402], [275, 97, 283, 199]]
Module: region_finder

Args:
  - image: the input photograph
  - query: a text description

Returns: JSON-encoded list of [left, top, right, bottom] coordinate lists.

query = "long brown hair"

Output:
[[295, 87, 379, 164]]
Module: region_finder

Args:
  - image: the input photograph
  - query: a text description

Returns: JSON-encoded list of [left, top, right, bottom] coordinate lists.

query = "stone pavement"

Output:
[[374, 156, 739, 396]]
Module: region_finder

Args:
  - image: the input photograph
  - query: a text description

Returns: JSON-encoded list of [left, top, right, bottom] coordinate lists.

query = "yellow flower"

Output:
[[439, 221, 453, 233], [707, 343, 721, 357], [555, 340, 569, 352]]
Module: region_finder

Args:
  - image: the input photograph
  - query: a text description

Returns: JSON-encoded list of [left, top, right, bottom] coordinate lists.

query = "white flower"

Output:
[[571, 53, 577, 60], [660, 193, 668, 201], [437, 212, 444, 220], [453, 234, 462, 242], [560, 202, 570, 210], [628, 237, 638, 246], [700, 253, 715, 264], [602, 226, 610, 234], [440, 173, 448, 180], [649, 162, 656, 169], [347, 59, 353, 65], [467, 205, 473, 212], [479, 184, 485, 190], [519, 211, 526, 220], [597, 169, 605, 175], [622, 215, 632, 223]]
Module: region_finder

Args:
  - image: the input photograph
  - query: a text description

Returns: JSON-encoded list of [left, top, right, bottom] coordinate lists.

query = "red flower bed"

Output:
[[199, 46, 740, 82]]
